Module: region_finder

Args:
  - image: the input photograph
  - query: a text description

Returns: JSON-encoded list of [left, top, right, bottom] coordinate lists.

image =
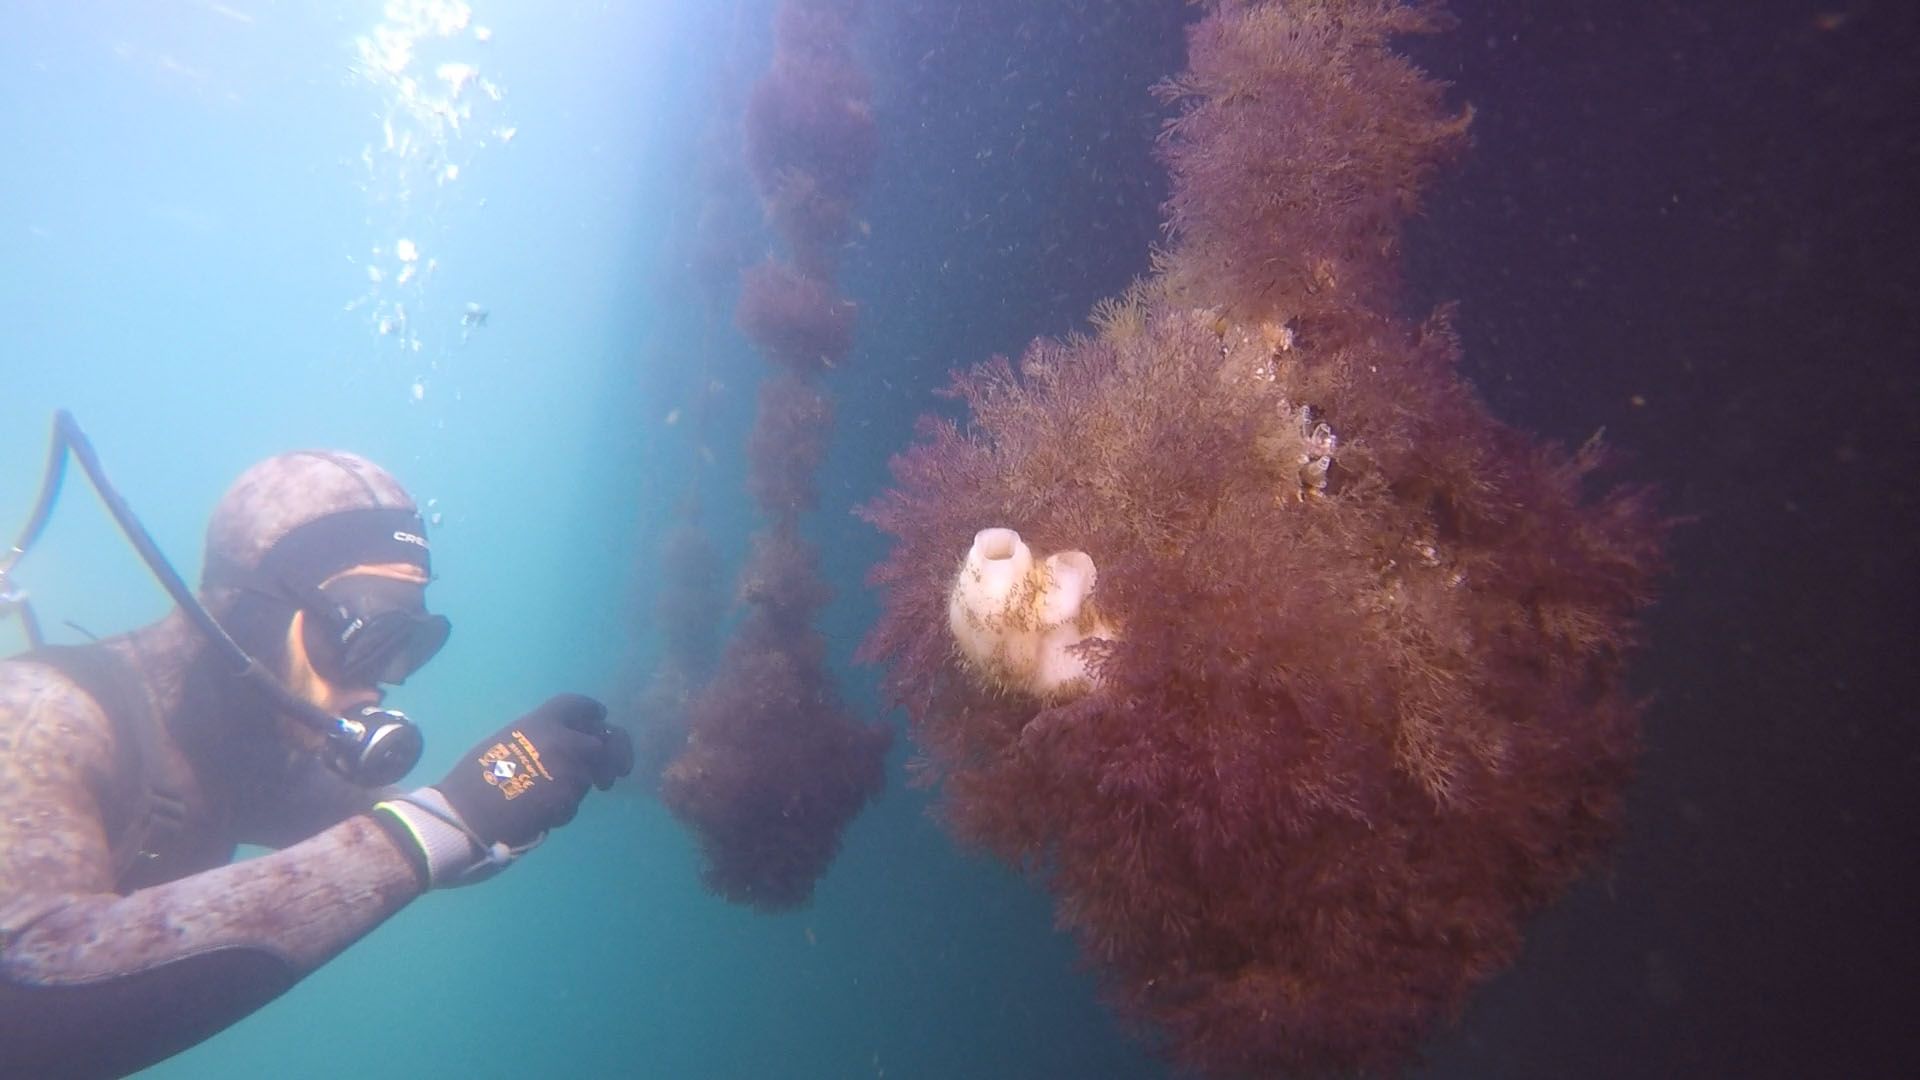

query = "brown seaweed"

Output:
[[860, 2, 1664, 1074]]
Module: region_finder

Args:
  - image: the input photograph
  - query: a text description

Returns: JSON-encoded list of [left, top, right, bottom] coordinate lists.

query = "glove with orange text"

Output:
[[373, 693, 633, 888]]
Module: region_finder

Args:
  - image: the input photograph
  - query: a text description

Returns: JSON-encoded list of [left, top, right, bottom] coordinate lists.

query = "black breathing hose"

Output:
[[6, 410, 349, 737]]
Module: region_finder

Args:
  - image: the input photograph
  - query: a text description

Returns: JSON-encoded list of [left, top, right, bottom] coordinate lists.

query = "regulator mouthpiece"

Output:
[[325, 704, 424, 787]]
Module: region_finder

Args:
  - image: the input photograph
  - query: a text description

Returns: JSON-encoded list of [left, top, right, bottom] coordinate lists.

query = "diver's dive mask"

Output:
[[201, 505, 450, 784], [302, 573, 451, 687]]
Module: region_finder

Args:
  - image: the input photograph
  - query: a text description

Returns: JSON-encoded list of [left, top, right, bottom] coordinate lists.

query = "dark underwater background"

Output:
[[1, 1, 1914, 1077]]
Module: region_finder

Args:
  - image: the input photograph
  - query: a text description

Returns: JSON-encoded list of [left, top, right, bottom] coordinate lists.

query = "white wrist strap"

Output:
[[374, 787, 544, 889]]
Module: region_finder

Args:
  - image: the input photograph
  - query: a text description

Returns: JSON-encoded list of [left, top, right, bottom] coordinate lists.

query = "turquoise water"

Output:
[[0, 2, 1150, 1076]]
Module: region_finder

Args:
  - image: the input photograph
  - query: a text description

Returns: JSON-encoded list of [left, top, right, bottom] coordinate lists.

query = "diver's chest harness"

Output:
[[23, 644, 222, 894]]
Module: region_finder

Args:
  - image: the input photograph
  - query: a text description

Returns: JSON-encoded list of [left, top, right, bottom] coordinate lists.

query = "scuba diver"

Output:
[[0, 417, 633, 1077]]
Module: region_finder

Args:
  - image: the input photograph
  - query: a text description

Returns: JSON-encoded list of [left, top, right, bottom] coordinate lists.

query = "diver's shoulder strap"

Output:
[[18, 643, 187, 891]]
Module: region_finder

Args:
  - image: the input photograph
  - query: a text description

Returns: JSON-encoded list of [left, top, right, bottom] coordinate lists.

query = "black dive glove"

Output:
[[374, 694, 633, 888]]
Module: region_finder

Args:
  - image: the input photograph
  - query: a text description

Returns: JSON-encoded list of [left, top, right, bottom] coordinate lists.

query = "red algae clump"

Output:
[[658, 0, 888, 912], [861, 1, 1663, 1075], [660, 529, 889, 911]]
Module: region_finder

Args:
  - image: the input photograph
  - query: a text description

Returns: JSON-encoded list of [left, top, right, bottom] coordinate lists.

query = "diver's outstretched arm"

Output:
[[0, 661, 424, 1079]]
